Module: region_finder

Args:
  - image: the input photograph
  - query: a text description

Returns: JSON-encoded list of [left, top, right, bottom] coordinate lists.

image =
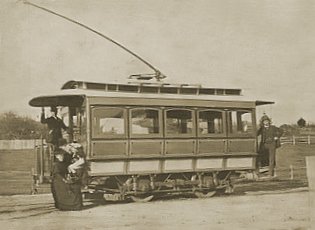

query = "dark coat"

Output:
[[257, 125, 283, 167], [41, 114, 67, 145], [257, 125, 283, 147], [51, 160, 82, 211]]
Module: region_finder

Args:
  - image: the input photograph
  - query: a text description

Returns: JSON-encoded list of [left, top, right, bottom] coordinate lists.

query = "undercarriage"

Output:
[[84, 170, 255, 202]]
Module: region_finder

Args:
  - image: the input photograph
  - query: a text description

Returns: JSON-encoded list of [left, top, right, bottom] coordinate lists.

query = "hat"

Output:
[[260, 114, 271, 123], [50, 106, 57, 113]]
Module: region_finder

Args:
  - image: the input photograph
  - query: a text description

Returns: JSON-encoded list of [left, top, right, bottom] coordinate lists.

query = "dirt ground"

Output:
[[0, 187, 311, 230]]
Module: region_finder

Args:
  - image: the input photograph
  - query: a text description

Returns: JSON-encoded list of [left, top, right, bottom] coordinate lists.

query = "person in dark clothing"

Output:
[[41, 106, 68, 147], [257, 115, 283, 177], [51, 149, 83, 211]]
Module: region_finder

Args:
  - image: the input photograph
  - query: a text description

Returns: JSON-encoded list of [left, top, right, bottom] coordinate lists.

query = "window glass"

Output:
[[229, 111, 253, 134], [80, 109, 86, 129], [60, 107, 79, 129], [60, 107, 69, 127], [198, 110, 223, 134], [92, 107, 125, 138], [72, 115, 78, 128], [131, 109, 160, 135], [166, 109, 193, 135]]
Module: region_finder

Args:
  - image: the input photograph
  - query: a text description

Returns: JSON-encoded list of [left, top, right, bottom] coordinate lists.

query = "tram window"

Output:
[[60, 107, 78, 128], [92, 107, 125, 138], [80, 109, 86, 132], [131, 109, 160, 135], [62, 114, 69, 127], [166, 109, 193, 135], [229, 111, 253, 134], [70, 107, 79, 128], [73, 115, 78, 128], [198, 110, 223, 134]]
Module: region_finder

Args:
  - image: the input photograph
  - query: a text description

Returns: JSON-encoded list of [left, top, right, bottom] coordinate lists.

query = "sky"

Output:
[[0, 0, 314, 125]]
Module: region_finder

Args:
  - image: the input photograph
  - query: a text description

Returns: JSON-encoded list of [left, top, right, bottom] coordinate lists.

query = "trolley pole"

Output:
[[306, 156, 315, 228]]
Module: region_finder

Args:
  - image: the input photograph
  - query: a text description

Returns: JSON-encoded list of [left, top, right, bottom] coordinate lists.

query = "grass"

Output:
[[1, 144, 314, 195], [234, 144, 315, 194]]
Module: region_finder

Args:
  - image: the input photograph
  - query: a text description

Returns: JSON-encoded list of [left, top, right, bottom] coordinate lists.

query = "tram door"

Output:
[[35, 106, 85, 183]]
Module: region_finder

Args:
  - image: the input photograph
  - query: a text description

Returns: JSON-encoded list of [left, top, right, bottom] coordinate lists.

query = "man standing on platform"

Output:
[[41, 106, 68, 148], [257, 114, 283, 177]]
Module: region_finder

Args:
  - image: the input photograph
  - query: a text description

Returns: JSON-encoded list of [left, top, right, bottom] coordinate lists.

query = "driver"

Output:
[[41, 106, 68, 148]]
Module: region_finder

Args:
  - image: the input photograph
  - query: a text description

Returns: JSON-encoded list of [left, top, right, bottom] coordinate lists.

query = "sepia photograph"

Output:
[[0, 0, 314, 229]]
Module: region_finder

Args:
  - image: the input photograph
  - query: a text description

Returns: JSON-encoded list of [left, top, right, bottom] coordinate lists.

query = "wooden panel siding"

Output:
[[198, 139, 226, 154], [130, 140, 163, 156], [228, 139, 256, 153], [91, 140, 128, 157]]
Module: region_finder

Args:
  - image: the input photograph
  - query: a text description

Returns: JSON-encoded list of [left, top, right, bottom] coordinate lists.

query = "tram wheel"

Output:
[[194, 191, 216, 199], [216, 184, 234, 195], [130, 195, 154, 203]]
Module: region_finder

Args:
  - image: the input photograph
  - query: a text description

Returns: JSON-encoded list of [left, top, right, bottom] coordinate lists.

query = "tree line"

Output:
[[0, 112, 46, 140]]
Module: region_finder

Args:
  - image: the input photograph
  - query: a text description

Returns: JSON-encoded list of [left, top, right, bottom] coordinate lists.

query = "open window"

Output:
[[91, 107, 126, 138], [59, 106, 84, 143], [165, 109, 195, 137], [198, 110, 224, 136], [228, 110, 254, 136], [130, 108, 161, 137]]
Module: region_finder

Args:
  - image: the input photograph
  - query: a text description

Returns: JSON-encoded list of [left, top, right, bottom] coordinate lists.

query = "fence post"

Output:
[[39, 136, 44, 183], [306, 156, 315, 228], [308, 135, 311, 145], [292, 135, 295, 145], [290, 165, 294, 180]]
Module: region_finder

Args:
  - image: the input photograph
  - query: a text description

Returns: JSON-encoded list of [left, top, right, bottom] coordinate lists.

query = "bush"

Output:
[[0, 112, 46, 140]]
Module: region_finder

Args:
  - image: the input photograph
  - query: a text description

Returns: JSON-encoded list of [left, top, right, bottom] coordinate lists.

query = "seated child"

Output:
[[60, 143, 87, 184]]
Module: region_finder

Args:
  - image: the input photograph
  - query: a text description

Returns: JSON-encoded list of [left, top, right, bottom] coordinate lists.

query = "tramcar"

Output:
[[29, 79, 273, 201]]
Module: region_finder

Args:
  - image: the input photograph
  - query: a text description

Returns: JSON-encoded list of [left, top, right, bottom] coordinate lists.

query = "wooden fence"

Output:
[[0, 139, 44, 150], [280, 135, 315, 145]]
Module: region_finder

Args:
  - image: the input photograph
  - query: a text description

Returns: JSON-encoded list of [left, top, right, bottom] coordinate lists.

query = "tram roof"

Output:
[[29, 83, 274, 108]]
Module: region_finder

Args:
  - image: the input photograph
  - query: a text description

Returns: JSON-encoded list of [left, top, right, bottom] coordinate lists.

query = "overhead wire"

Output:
[[23, 0, 166, 81]]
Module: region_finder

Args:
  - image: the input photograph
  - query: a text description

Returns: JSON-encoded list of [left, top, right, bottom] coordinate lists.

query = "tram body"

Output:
[[30, 80, 272, 200]]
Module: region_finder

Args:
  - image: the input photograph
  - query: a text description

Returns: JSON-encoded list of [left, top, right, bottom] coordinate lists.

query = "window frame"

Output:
[[129, 107, 163, 138], [91, 106, 127, 139], [227, 109, 255, 137], [164, 108, 196, 138], [197, 109, 226, 137]]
